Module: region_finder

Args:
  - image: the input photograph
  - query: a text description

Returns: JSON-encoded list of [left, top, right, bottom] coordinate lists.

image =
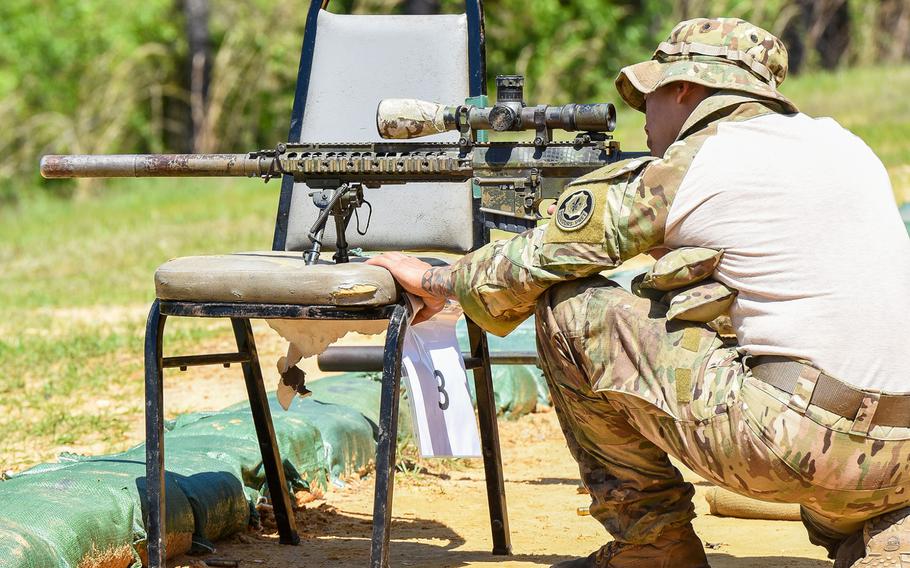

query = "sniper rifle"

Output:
[[40, 75, 645, 264]]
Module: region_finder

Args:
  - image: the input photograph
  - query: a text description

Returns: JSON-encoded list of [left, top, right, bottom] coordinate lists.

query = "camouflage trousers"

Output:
[[534, 276, 910, 556]]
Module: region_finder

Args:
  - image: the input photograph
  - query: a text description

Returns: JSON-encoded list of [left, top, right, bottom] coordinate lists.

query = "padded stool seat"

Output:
[[154, 251, 399, 305]]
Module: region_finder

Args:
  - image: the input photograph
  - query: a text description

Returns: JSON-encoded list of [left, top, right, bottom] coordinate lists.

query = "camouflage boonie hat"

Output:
[[615, 17, 796, 113]]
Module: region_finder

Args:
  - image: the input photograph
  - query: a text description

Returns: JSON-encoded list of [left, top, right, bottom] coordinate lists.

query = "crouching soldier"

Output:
[[369, 17, 910, 568]]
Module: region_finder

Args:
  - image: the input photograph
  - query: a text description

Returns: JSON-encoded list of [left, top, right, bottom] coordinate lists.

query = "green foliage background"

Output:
[[1, 0, 909, 202]]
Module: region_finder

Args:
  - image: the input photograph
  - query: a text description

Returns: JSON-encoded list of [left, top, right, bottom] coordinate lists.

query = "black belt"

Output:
[[749, 356, 910, 429]]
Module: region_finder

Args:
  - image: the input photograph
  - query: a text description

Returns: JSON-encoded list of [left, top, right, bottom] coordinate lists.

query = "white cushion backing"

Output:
[[285, 11, 475, 253]]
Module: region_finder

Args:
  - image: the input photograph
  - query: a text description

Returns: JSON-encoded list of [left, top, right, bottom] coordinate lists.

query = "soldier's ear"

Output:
[[676, 82, 715, 106], [674, 82, 696, 105]]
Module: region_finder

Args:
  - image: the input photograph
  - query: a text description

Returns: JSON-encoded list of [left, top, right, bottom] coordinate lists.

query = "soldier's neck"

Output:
[[676, 90, 791, 142]]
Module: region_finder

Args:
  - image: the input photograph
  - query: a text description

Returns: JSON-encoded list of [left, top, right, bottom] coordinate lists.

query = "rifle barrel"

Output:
[[40, 154, 264, 179]]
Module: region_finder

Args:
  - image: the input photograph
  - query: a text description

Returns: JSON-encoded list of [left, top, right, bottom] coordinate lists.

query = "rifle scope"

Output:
[[377, 75, 616, 141]]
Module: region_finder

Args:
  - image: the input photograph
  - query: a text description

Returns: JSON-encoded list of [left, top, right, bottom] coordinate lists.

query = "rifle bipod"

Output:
[[303, 183, 372, 265]]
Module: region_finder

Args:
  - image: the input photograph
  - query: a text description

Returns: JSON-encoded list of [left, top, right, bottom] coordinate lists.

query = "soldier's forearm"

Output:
[[421, 266, 457, 300]]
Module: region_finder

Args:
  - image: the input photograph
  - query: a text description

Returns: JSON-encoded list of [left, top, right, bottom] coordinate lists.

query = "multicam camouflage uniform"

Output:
[[446, 18, 910, 560]]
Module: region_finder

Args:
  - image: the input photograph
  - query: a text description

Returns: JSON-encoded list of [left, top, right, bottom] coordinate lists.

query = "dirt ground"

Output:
[[168, 408, 831, 568], [76, 311, 831, 568], [24, 308, 832, 567]]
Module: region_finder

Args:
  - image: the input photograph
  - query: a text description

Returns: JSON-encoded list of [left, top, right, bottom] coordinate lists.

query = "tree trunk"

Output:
[[783, 0, 850, 73], [403, 0, 439, 15], [183, 0, 212, 152], [881, 0, 910, 62], [812, 0, 850, 70]]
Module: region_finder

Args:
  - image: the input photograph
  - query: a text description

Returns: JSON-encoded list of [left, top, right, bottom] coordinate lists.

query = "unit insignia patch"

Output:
[[554, 188, 595, 231]]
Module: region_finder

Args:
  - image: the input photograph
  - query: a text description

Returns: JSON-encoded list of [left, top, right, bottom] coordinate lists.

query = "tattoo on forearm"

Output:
[[421, 267, 456, 299]]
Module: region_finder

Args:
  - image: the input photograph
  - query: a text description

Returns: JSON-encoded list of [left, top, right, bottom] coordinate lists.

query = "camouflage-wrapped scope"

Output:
[[376, 99, 616, 140], [377, 74, 615, 140]]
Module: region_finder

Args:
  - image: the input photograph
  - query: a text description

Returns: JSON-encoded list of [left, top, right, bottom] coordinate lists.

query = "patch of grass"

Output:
[[0, 177, 278, 308], [783, 66, 910, 172], [0, 314, 234, 472], [0, 176, 281, 471]]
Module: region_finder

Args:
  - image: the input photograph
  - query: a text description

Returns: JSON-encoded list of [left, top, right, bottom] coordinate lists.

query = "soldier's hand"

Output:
[[365, 252, 447, 324]]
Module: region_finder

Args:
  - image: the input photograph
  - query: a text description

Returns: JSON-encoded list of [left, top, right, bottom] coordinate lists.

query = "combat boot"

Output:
[[550, 524, 710, 568], [850, 507, 910, 567], [833, 531, 864, 568]]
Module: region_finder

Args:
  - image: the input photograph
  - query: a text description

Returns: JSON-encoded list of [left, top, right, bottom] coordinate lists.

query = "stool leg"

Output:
[[145, 300, 168, 567], [230, 318, 300, 545], [465, 318, 512, 555], [369, 305, 409, 568]]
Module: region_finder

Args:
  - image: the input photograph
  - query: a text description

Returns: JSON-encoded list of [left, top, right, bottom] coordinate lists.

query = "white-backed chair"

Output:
[[143, 2, 511, 567]]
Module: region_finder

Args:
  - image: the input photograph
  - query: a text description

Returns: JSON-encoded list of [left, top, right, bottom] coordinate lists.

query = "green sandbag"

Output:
[[0, 353, 541, 568], [456, 317, 547, 413], [462, 364, 539, 419], [162, 452, 249, 543], [159, 411, 313, 530], [495, 364, 541, 418], [265, 396, 376, 482], [111, 438, 249, 544], [0, 457, 195, 568], [165, 409, 323, 492], [306, 372, 414, 440], [225, 394, 377, 484], [0, 518, 67, 568]]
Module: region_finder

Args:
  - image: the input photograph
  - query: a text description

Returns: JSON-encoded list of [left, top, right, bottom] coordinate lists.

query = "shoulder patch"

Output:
[[544, 184, 608, 246], [554, 188, 595, 232], [566, 156, 657, 187]]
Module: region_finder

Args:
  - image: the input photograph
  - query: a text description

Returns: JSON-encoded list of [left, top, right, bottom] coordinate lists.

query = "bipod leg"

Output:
[[331, 201, 351, 263]]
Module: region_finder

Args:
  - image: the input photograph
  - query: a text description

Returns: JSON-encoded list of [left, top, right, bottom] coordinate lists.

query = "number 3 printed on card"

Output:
[[434, 369, 450, 410]]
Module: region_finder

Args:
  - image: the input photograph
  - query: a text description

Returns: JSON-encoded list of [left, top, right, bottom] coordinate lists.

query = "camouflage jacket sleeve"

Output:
[[450, 94, 783, 337], [451, 151, 690, 336]]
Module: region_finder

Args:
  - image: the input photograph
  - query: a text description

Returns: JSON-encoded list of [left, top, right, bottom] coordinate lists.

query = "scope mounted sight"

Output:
[[377, 74, 616, 148]]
